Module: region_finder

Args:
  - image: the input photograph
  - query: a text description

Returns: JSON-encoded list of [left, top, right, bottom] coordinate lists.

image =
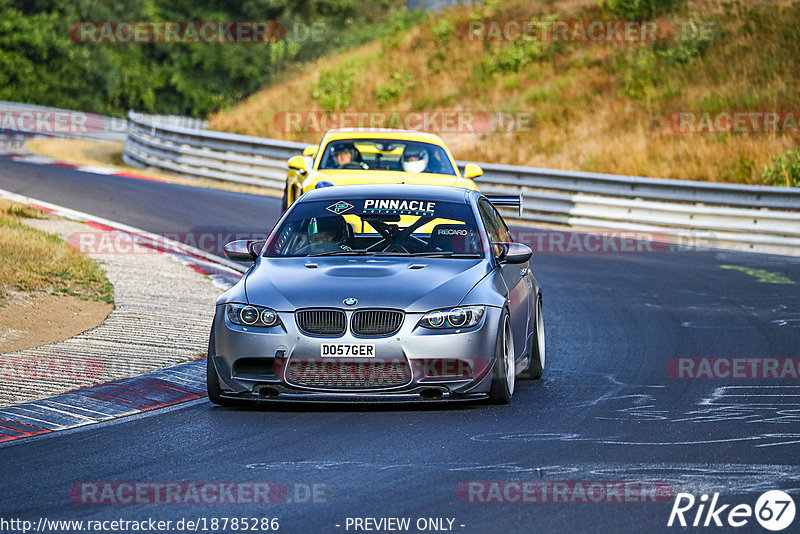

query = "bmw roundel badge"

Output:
[[343, 297, 358, 307]]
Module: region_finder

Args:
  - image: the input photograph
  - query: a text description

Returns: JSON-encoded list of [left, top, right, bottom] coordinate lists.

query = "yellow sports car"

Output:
[[282, 129, 483, 210]]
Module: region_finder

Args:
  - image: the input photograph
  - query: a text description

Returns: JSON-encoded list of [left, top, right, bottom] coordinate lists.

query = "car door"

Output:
[[478, 199, 530, 364]]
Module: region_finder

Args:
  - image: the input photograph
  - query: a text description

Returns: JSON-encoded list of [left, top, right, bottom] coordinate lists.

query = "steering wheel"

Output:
[[340, 162, 367, 170]]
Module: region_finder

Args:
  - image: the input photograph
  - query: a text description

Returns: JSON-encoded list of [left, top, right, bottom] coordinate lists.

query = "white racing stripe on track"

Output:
[[74, 165, 119, 175], [10, 155, 57, 164]]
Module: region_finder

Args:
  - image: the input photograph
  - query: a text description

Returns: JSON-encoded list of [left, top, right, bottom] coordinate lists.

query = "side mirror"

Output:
[[494, 242, 532, 264], [464, 163, 483, 179], [288, 155, 307, 173], [224, 240, 265, 262], [303, 145, 319, 158]]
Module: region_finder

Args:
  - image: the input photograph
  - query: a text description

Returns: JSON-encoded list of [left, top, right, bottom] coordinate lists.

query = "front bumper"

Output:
[[210, 305, 502, 402], [218, 385, 488, 404]]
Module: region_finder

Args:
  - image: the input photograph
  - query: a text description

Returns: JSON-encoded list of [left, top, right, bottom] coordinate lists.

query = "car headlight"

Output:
[[315, 181, 334, 188], [226, 303, 281, 327], [419, 306, 485, 329]]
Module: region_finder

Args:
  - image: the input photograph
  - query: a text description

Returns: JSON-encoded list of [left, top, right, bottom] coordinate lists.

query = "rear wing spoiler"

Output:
[[485, 193, 523, 217]]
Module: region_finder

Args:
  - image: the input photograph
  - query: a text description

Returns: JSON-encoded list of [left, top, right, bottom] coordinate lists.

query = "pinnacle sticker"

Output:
[[363, 199, 436, 215], [326, 201, 354, 214]]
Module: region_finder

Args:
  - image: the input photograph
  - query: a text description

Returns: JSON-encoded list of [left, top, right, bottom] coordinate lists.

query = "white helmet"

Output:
[[402, 146, 428, 174]]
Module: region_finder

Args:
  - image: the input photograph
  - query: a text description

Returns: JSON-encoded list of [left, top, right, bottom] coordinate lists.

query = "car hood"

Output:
[[244, 257, 491, 312]]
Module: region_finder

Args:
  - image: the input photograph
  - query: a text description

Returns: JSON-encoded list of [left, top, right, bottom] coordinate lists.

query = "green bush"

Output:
[[760, 148, 800, 187], [525, 87, 558, 105], [600, 0, 685, 19], [0, 0, 405, 118], [311, 65, 355, 111], [484, 41, 543, 74], [375, 72, 413, 106], [617, 29, 715, 99], [431, 18, 454, 43], [718, 151, 756, 184]]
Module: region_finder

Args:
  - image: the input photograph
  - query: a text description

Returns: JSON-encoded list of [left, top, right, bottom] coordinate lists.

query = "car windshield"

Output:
[[317, 139, 456, 176], [265, 198, 483, 258]]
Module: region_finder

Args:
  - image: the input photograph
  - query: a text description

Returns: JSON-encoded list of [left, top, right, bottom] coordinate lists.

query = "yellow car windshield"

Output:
[[318, 139, 456, 176]]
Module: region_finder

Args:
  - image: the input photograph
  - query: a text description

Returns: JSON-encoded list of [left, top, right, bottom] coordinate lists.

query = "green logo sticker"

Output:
[[326, 201, 354, 214]]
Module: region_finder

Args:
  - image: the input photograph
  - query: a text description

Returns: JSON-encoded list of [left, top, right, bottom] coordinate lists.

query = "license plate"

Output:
[[320, 343, 376, 357]]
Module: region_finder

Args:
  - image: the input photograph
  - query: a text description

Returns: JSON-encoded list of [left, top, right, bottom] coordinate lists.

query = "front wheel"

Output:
[[206, 328, 238, 407], [489, 312, 515, 404]]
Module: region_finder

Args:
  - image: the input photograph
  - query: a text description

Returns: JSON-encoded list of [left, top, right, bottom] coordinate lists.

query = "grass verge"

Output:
[[0, 199, 113, 305]]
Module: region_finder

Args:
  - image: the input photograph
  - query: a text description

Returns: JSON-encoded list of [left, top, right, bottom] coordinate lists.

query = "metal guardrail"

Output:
[[135, 113, 208, 130], [123, 110, 301, 188], [123, 110, 800, 253], [0, 100, 127, 142]]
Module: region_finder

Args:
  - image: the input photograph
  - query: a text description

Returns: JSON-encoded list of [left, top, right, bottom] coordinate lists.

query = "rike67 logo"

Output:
[[668, 490, 796, 531]]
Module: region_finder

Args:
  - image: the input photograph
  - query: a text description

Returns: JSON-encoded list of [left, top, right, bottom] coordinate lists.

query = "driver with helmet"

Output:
[[331, 143, 367, 169], [401, 146, 429, 173]]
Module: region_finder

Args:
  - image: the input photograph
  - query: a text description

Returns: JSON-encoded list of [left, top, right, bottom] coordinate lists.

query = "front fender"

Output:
[[457, 269, 508, 308], [300, 170, 334, 193], [215, 273, 249, 306]]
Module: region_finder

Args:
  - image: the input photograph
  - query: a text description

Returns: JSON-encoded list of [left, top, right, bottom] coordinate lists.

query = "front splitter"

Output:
[[219, 386, 488, 404]]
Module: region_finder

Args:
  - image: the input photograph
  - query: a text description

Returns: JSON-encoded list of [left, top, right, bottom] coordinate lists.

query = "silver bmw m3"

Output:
[[207, 184, 544, 405]]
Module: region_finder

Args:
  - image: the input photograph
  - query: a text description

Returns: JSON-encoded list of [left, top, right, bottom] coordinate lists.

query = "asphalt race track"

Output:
[[1, 158, 799, 533]]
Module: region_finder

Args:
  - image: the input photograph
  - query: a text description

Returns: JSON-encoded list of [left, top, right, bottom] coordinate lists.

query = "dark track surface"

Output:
[[1, 159, 799, 533]]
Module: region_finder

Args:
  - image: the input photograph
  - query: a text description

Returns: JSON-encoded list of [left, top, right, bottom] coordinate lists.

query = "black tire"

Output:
[[489, 311, 515, 404], [519, 295, 544, 380], [281, 183, 290, 212], [206, 328, 238, 407]]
